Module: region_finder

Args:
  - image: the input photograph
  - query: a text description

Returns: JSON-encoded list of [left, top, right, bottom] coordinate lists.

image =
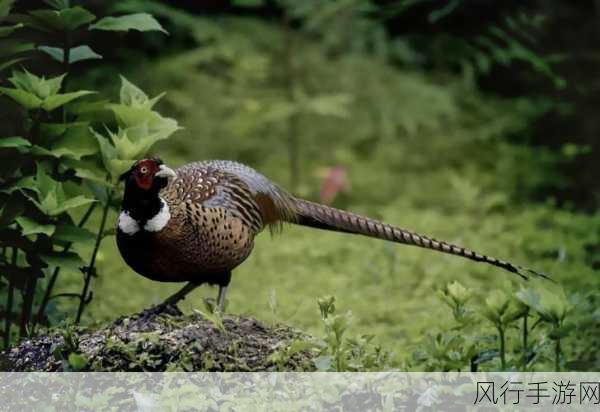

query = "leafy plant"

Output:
[[0, 0, 176, 348], [412, 280, 583, 372], [311, 296, 391, 371]]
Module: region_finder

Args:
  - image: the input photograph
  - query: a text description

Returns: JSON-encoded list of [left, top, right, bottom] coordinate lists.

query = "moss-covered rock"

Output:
[[1, 305, 316, 371]]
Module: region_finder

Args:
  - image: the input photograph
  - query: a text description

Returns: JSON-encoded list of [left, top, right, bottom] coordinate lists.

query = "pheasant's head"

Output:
[[120, 158, 176, 192]]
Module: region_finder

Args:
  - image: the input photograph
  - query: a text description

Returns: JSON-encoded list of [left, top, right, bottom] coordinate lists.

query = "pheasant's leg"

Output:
[[162, 282, 199, 306], [217, 286, 228, 312]]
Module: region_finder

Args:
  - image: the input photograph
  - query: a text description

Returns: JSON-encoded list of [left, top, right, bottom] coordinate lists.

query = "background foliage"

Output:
[[1, 0, 598, 371]]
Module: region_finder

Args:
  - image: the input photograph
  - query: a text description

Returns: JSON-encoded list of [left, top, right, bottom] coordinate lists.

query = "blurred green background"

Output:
[[4, 0, 599, 369]]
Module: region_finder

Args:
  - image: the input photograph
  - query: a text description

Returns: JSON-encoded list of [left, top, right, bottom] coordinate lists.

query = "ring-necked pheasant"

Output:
[[116, 158, 548, 311]]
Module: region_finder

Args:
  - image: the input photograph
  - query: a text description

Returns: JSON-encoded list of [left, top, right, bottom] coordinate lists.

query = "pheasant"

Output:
[[116, 158, 548, 311]]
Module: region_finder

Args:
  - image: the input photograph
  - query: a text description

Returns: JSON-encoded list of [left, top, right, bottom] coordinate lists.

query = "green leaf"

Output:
[[94, 131, 131, 183], [41, 251, 84, 274], [118, 75, 151, 108], [65, 161, 111, 187], [0, 136, 30, 148], [8, 70, 65, 98], [0, 23, 23, 38], [37, 46, 64, 62], [51, 123, 98, 159], [38, 45, 102, 64], [0, 87, 42, 109], [52, 195, 96, 216], [89, 13, 167, 34], [53, 224, 95, 244], [15, 216, 55, 236], [41, 90, 95, 111], [25, 163, 96, 216], [29, 6, 96, 31], [32, 124, 97, 160]]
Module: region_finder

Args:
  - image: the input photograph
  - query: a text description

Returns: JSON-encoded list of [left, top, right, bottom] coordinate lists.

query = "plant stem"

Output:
[[19, 275, 37, 338], [34, 202, 97, 330], [499, 326, 506, 371], [470, 356, 478, 372], [2, 249, 16, 349], [3, 282, 14, 349], [76, 190, 112, 324]]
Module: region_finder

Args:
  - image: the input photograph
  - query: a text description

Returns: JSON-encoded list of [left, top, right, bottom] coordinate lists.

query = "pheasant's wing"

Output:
[[166, 161, 297, 233]]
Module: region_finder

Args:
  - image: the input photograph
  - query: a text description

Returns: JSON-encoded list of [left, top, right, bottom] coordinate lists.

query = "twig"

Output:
[[19, 275, 36, 339], [76, 189, 113, 324], [34, 202, 97, 331]]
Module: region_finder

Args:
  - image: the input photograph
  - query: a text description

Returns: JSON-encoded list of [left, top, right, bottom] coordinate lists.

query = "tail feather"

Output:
[[291, 198, 550, 281]]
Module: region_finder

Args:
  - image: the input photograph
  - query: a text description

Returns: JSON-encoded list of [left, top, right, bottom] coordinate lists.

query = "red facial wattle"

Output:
[[133, 159, 160, 190], [134, 173, 154, 190]]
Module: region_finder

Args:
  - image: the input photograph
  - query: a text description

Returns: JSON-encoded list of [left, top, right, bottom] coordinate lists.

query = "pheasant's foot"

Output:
[[141, 302, 182, 318], [217, 285, 228, 313]]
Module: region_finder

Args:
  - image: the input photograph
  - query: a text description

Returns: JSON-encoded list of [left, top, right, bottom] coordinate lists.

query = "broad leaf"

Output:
[[29, 6, 95, 31], [118, 75, 154, 108], [4, 175, 38, 195], [8, 70, 65, 98], [38, 45, 102, 64], [89, 13, 167, 34], [0, 87, 42, 109], [15, 216, 55, 237], [53, 224, 95, 244], [48, 123, 97, 159], [0, 136, 30, 148], [24, 163, 96, 216], [41, 90, 95, 111], [62, 157, 111, 187], [53, 195, 96, 216], [94, 131, 132, 181]]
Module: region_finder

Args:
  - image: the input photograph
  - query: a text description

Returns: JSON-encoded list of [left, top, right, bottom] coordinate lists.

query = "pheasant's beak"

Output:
[[155, 165, 177, 180]]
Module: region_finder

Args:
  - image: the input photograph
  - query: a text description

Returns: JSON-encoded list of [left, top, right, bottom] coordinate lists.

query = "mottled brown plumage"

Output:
[[116, 159, 548, 311]]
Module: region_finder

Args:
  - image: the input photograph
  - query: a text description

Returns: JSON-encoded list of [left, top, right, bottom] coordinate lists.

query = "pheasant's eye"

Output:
[[140, 166, 148, 174]]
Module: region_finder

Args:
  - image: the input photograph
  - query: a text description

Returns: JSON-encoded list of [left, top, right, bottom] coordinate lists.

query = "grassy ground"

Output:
[[50, 19, 599, 369], [53, 149, 598, 367]]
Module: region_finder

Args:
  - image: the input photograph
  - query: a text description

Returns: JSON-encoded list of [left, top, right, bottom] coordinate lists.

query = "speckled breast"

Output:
[[116, 203, 255, 284]]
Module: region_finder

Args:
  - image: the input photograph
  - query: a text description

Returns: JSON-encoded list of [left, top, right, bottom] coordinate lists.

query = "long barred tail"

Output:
[[291, 198, 550, 281]]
